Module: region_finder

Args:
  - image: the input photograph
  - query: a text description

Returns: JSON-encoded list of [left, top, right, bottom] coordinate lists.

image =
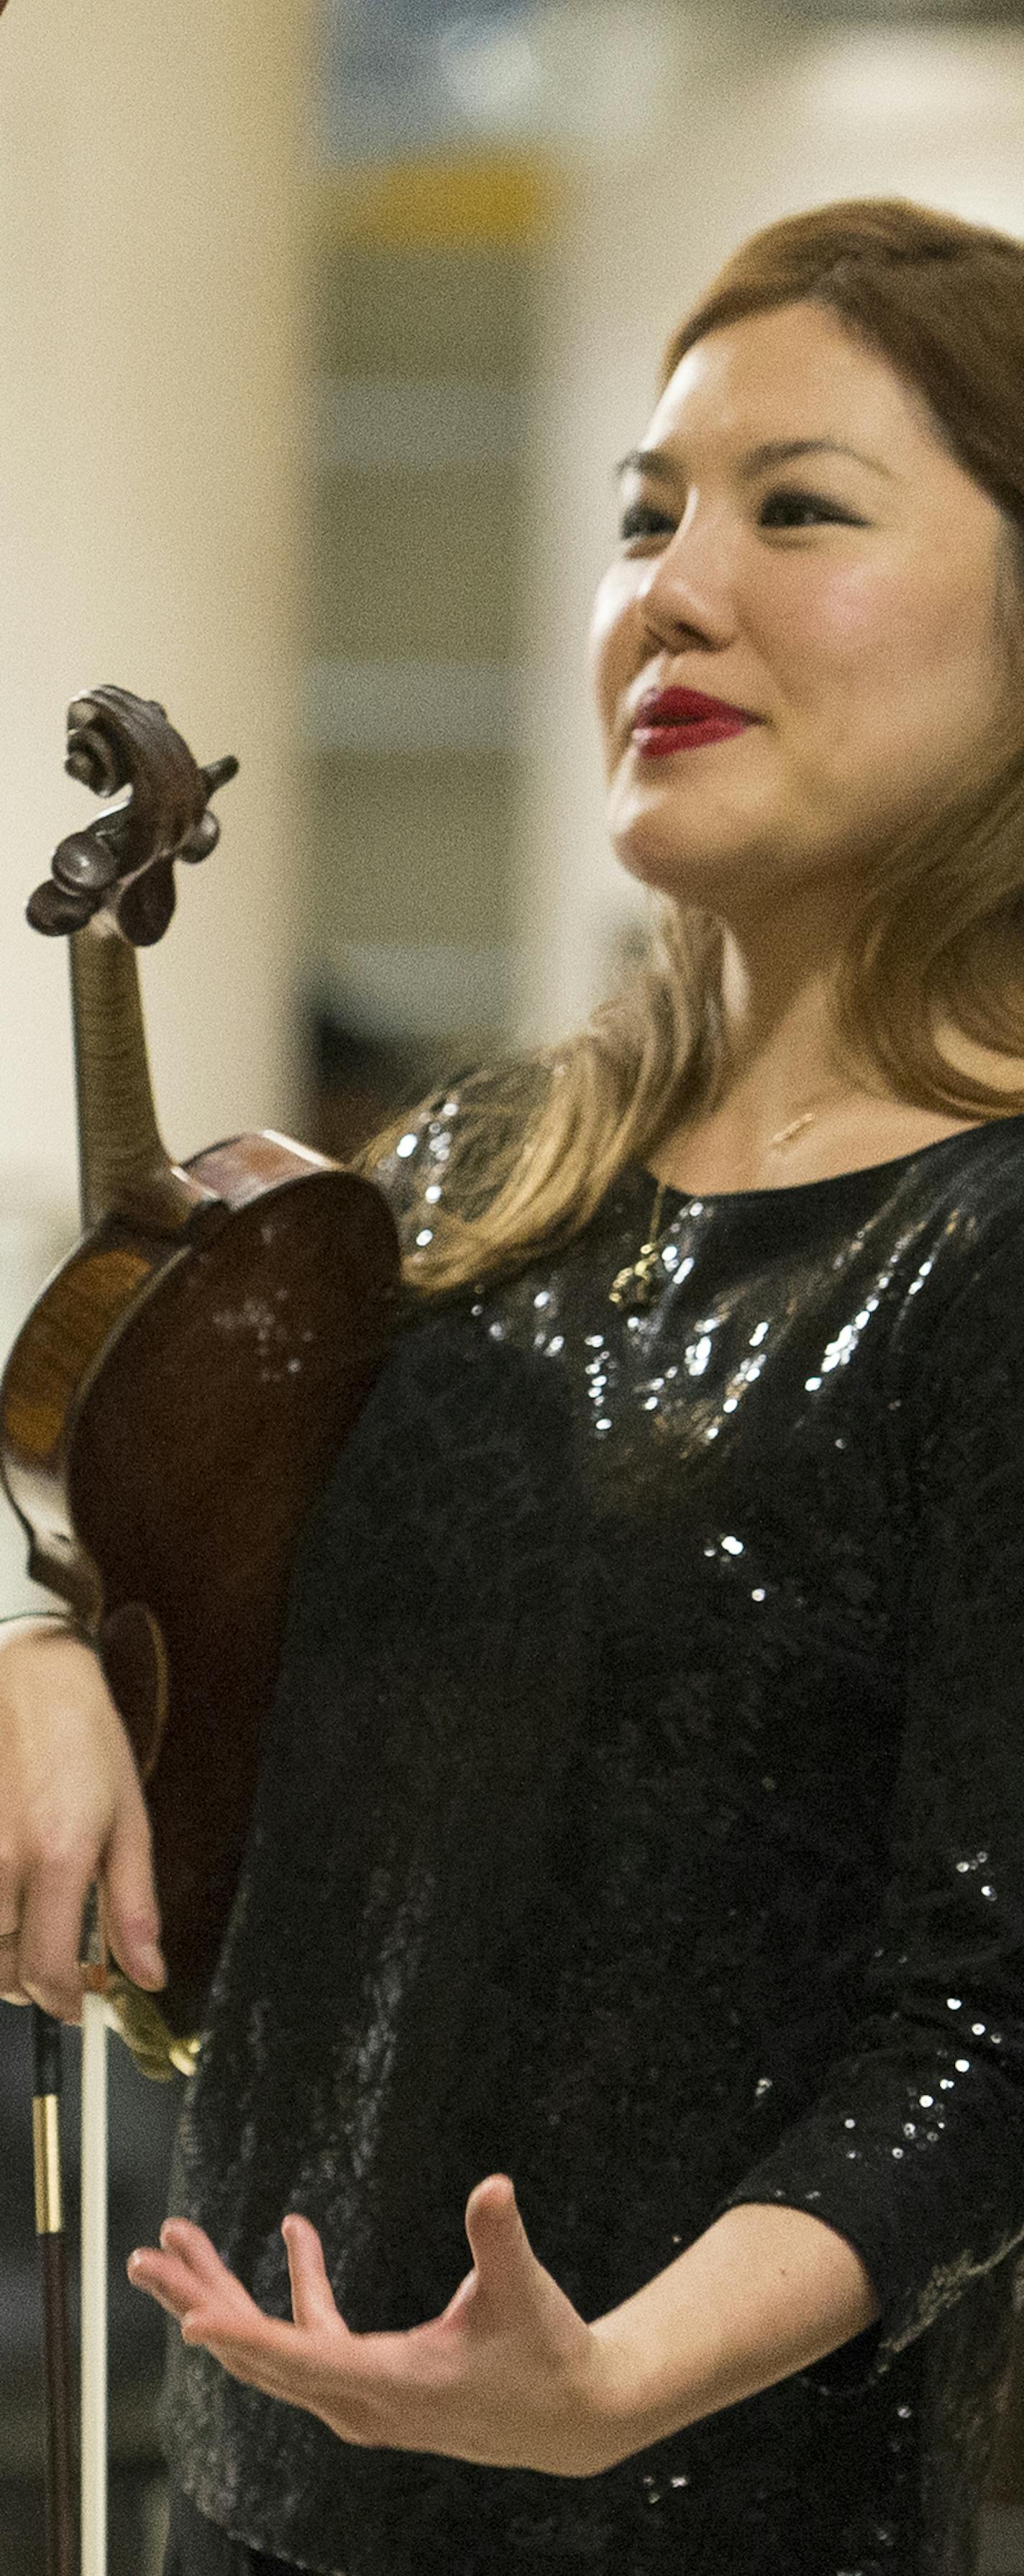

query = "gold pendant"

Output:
[[609, 1236, 662, 1312], [610, 1181, 668, 1314]]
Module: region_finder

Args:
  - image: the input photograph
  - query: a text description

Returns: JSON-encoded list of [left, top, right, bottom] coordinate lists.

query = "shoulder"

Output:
[[362, 1087, 466, 1251], [358, 1057, 551, 1256], [895, 1121, 1024, 1425], [920, 1118, 1024, 1282]]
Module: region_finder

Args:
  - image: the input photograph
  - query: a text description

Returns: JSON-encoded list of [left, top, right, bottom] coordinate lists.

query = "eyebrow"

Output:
[[613, 437, 896, 486]]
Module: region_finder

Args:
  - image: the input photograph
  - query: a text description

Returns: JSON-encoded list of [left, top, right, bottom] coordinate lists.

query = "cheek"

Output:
[[764, 555, 969, 710], [764, 561, 918, 690], [759, 555, 1005, 816]]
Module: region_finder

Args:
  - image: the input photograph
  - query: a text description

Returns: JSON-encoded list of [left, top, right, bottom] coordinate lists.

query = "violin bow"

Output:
[[0, 0, 76, 2562], [31, 2006, 75, 2576], [29, 1091, 118, 2576], [3, 14, 83, 2554], [32, 1959, 108, 2576]]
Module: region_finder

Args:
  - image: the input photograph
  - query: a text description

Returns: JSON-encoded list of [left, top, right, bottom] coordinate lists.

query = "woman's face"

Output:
[[589, 297, 1015, 913]]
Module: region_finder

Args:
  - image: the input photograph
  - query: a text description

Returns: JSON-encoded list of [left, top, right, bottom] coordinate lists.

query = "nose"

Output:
[[634, 511, 734, 654]]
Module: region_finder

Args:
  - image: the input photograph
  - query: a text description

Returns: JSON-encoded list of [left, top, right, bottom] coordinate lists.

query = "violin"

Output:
[[0, 685, 401, 2571], [2, 685, 400, 2045]]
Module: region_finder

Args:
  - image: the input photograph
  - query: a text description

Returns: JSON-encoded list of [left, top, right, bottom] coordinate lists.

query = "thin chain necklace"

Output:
[[608, 1105, 820, 1313]]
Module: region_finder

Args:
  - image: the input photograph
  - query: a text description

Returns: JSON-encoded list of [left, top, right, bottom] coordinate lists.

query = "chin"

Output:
[[608, 775, 737, 890], [611, 847, 700, 902], [607, 775, 824, 910], [609, 818, 741, 905]]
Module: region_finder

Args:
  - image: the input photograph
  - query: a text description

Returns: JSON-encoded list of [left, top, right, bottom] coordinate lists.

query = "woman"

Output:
[[4, 193, 1024, 2574]]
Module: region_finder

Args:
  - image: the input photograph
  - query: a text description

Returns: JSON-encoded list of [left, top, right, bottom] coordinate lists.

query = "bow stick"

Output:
[[31, 2006, 75, 2576], [0, 10, 71, 2556]]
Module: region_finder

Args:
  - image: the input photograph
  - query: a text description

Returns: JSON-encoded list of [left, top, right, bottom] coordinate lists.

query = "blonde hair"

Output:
[[357, 196, 1024, 1295]]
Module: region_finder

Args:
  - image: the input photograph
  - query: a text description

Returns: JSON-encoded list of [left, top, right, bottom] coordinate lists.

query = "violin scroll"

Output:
[[27, 687, 239, 948]]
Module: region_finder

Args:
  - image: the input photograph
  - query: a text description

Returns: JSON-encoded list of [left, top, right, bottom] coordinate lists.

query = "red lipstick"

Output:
[[632, 686, 756, 757]]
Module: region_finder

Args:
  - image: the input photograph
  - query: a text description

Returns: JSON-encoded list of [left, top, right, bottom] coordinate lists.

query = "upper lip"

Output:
[[633, 687, 756, 726]]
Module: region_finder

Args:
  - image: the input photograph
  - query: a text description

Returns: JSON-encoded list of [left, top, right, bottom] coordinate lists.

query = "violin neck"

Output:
[[70, 923, 206, 1233]]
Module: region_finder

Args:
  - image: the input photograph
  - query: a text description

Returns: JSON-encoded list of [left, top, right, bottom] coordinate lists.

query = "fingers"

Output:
[[17, 1849, 94, 2022], [0, 1625, 134, 2019], [129, 2221, 344, 2362], [129, 2221, 262, 2329], [282, 2215, 344, 2334], [128, 2224, 311, 2398], [0, 1833, 27, 2004], [127, 2247, 199, 2323], [465, 2173, 518, 2231], [0, 1923, 29, 2006], [462, 2175, 538, 2322], [158, 2219, 252, 2298], [147, 2218, 344, 2352], [101, 1783, 165, 1991]]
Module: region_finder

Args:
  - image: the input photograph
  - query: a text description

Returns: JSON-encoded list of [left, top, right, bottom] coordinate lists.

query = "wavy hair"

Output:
[[357, 196, 1024, 1294]]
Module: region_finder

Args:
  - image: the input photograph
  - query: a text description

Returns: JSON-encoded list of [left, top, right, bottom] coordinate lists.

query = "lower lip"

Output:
[[632, 716, 754, 755]]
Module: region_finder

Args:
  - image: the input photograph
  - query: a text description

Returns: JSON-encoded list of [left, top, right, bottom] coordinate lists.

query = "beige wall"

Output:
[[0, 0, 311, 1608], [0, 0, 312, 1215], [511, 14, 1024, 1043]]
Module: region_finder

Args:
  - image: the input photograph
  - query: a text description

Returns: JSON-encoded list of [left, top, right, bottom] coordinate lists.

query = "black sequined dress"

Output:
[[163, 1113, 1024, 2576]]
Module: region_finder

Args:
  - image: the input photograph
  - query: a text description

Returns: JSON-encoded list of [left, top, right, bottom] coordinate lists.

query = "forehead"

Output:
[[645, 298, 944, 477]]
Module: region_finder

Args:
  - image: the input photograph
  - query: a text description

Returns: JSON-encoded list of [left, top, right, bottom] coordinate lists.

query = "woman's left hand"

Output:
[[127, 2175, 623, 2477]]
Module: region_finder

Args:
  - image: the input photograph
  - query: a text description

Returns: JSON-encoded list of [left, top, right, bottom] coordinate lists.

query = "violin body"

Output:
[[0, 688, 402, 2048], [1, 1133, 398, 2042]]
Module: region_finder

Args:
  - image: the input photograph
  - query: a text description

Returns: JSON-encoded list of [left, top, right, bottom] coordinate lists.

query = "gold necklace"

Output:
[[608, 1105, 824, 1312], [767, 1109, 818, 1148]]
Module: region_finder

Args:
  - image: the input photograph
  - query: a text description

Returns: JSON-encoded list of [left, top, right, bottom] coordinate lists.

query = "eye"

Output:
[[759, 485, 861, 529], [618, 501, 675, 543], [617, 486, 863, 545]]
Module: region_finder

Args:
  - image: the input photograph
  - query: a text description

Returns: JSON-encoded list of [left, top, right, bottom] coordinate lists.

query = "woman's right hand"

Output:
[[0, 1617, 165, 2022]]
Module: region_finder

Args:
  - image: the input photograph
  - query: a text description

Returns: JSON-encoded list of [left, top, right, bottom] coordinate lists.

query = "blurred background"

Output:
[[3, 0, 1024, 2567]]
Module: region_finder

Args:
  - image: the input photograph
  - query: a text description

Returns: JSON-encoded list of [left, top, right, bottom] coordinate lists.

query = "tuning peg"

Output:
[[200, 755, 239, 799], [52, 830, 122, 896], [177, 811, 221, 864], [27, 879, 99, 936]]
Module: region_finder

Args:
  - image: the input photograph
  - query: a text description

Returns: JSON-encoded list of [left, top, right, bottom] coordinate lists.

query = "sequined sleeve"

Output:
[[719, 1212, 1024, 2373], [361, 1093, 462, 1249]]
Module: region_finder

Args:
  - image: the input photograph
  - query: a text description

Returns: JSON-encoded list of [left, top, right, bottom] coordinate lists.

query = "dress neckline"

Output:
[[639, 1110, 1024, 1209]]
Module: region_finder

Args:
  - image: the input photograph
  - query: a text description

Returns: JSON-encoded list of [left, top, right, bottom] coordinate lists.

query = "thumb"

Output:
[[102, 1783, 165, 1990], [463, 2176, 537, 2320]]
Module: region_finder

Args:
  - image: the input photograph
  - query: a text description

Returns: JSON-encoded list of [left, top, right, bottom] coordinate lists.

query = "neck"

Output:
[[705, 883, 868, 1135], [647, 883, 989, 1197], [70, 921, 210, 1233]]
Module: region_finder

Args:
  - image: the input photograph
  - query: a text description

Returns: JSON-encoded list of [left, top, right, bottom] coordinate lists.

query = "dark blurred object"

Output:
[[0, 2470, 166, 2576], [0, 2004, 179, 2575], [987, 2280, 1024, 2503], [306, 998, 453, 1164]]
